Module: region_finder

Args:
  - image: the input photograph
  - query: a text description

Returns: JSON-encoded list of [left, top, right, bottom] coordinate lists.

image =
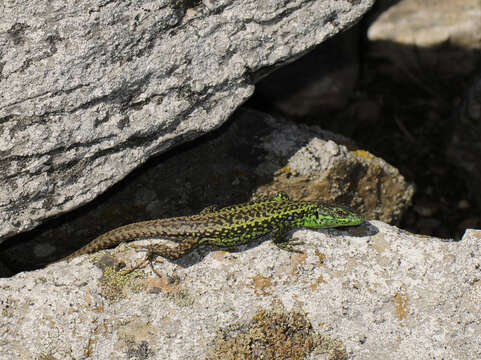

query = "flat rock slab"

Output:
[[1, 224, 479, 359], [0, 0, 374, 241], [368, 0, 481, 48], [367, 0, 481, 81]]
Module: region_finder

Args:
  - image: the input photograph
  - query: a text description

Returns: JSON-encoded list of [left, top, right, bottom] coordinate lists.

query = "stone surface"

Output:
[[251, 110, 414, 224], [368, 0, 481, 49], [367, 0, 481, 81], [0, 0, 375, 242], [1, 224, 479, 359], [0, 108, 412, 273]]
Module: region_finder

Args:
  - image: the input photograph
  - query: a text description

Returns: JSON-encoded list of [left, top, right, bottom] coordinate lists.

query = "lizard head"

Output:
[[303, 204, 364, 228]]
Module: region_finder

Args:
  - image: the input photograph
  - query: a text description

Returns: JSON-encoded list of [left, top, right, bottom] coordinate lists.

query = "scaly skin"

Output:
[[62, 193, 364, 262]]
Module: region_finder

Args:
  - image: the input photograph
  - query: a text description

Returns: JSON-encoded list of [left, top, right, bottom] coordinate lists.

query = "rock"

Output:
[[1, 223, 479, 359], [0, 0, 375, 241], [368, 0, 481, 49], [251, 110, 414, 224], [367, 0, 481, 81]]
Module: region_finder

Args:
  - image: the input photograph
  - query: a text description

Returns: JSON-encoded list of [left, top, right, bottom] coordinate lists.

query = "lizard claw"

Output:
[[125, 244, 164, 277], [275, 239, 305, 253]]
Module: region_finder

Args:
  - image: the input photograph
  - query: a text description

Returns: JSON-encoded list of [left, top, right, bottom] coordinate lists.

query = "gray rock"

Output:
[[1, 224, 479, 359], [368, 0, 481, 49], [0, 0, 375, 242], [251, 109, 414, 224], [367, 0, 481, 81]]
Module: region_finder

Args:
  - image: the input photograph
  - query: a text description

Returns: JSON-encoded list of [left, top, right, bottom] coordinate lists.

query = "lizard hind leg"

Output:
[[127, 238, 200, 276]]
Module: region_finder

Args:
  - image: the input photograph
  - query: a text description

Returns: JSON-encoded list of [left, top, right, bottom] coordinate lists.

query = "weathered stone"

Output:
[[0, 0, 375, 241], [1, 224, 479, 359], [368, 0, 481, 49], [367, 0, 481, 80], [251, 115, 414, 225]]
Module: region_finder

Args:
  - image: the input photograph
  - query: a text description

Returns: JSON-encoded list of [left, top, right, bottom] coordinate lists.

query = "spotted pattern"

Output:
[[62, 194, 364, 261]]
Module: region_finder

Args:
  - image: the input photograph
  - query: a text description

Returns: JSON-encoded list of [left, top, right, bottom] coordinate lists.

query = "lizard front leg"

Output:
[[271, 223, 304, 253]]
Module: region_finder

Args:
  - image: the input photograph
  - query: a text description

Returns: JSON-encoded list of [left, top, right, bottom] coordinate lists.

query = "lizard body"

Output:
[[62, 193, 364, 262]]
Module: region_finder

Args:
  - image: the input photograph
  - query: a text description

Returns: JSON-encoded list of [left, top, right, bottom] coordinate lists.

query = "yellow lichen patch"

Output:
[[252, 310, 268, 323], [210, 249, 231, 260], [314, 249, 326, 265], [250, 274, 275, 295], [99, 266, 145, 302], [37, 354, 57, 360], [394, 291, 409, 321], [310, 275, 326, 290], [206, 309, 347, 360], [290, 250, 308, 275], [276, 165, 294, 176], [351, 149, 375, 160]]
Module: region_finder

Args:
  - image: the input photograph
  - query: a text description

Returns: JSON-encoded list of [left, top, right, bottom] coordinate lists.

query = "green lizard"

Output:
[[62, 193, 364, 265]]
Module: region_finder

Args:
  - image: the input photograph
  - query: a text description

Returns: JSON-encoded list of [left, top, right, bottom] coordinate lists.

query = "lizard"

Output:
[[60, 193, 364, 270]]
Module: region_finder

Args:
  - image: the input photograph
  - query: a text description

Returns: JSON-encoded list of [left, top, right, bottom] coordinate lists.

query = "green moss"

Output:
[[99, 266, 145, 302], [206, 309, 347, 360], [165, 288, 194, 307]]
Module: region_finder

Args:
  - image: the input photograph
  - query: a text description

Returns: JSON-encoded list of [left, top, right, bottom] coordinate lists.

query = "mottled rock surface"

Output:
[[1, 224, 479, 359], [368, 0, 481, 49], [0, 0, 374, 241]]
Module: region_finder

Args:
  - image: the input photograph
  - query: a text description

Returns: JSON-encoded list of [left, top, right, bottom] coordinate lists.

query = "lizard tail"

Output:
[[59, 220, 170, 262]]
